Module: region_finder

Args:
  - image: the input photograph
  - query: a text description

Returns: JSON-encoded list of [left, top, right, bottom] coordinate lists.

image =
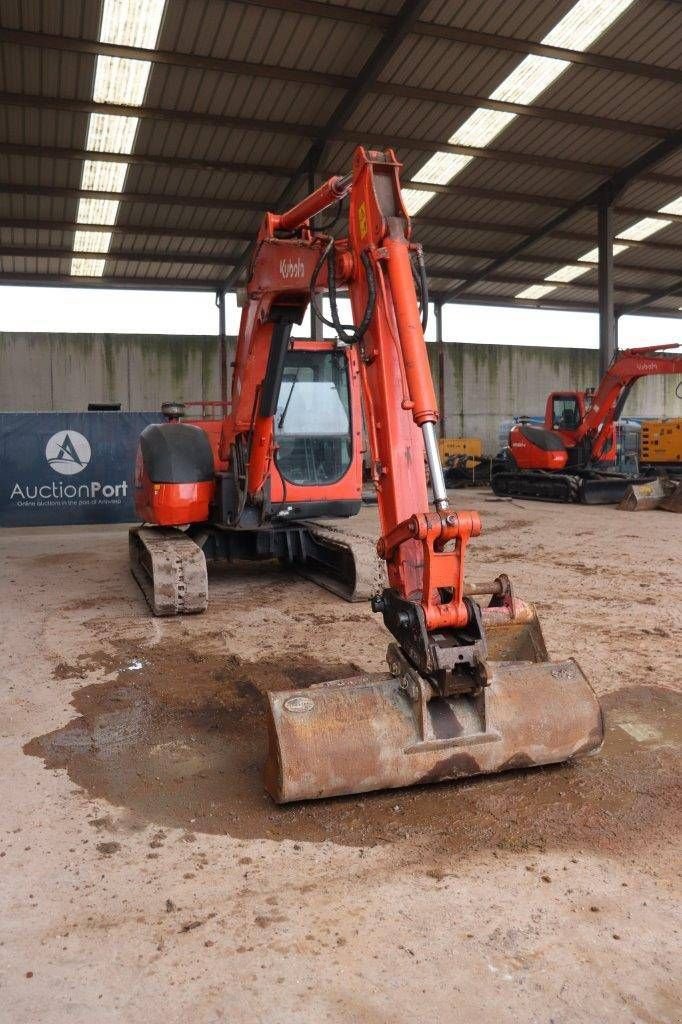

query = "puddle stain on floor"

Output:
[[24, 640, 681, 851]]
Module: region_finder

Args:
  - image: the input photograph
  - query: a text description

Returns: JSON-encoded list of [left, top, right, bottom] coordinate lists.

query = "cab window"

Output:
[[552, 396, 580, 430], [274, 349, 352, 486]]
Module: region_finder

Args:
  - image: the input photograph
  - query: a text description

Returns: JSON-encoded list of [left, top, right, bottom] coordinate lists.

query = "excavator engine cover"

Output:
[[264, 605, 603, 802]]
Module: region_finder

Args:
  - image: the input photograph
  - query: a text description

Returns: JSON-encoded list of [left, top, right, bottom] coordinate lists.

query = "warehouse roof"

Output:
[[1, 0, 682, 318]]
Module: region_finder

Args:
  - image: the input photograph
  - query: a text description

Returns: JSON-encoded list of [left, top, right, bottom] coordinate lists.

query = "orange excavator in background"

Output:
[[131, 147, 603, 802], [492, 344, 682, 503]]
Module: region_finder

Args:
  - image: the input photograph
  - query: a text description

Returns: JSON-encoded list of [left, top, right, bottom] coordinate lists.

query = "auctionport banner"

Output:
[[0, 412, 161, 526]]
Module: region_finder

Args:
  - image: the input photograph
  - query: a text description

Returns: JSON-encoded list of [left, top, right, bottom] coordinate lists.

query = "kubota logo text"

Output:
[[279, 257, 305, 280], [45, 430, 91, 475]]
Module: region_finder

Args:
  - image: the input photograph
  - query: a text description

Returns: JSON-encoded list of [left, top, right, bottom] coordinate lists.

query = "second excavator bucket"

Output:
[[618, 477, 672, 511], [264, 604, 603, 803], [660, 481, 682, 512]]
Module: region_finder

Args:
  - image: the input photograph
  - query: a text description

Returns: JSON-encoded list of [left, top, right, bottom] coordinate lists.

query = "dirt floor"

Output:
[[1, 491, 680, 1023]]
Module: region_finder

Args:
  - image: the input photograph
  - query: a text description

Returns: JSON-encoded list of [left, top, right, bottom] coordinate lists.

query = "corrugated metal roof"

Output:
[[0, 0, 681, 315]]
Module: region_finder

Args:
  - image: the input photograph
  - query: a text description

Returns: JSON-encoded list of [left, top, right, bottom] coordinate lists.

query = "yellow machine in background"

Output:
[[640, 418, 682, 465], [438, 437, 483, 469], [438, 437, 488, 486]]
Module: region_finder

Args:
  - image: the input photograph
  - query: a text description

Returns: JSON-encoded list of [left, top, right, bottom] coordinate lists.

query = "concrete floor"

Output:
[[1, 491, 680, 1023]]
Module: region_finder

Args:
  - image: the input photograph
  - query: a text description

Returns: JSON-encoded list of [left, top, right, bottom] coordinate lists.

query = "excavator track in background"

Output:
[[298, 521, 385, 602], [491, 471, 581, 503], [129, 526, 208, 616], [491, 469, 656, 505]]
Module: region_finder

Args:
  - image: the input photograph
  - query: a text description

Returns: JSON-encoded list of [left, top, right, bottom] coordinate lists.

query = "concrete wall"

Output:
[[1, 333, 679, 452], [0, 333, 227, 412], [429, 342, 681, 452]]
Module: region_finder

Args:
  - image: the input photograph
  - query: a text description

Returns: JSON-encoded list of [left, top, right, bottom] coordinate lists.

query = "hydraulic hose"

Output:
[[309, 241, 376, 344]]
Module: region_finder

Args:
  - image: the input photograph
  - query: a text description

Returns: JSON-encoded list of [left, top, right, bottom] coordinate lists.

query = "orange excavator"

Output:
[[492, 344, 682, 503], [131, 147, 603, 802]]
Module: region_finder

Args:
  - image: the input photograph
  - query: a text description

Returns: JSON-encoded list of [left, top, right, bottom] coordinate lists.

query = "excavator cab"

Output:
[[272, 341, 358, 506]]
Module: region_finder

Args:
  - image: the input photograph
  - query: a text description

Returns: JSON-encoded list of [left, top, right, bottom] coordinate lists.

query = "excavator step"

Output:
[[129, 526, 208, 616]]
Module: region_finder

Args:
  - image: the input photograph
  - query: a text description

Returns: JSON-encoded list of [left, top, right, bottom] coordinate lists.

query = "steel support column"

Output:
[[217, 290, 228, 407], [598, 193, 617, 377], [435, 299, 445, 439], [308, 164, 323, 341]]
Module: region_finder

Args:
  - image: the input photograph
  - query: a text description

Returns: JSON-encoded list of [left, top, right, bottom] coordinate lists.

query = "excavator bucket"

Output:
[[618, 477, 673, 511], [264, 605, 603, 803], [660, 481, 682, 512]]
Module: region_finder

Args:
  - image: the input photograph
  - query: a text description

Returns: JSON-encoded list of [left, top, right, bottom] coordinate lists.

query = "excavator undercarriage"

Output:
[[129, 520, 383, 615]]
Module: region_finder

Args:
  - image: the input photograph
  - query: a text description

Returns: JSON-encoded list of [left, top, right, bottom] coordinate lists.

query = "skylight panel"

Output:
[[489, 55, 568, 106], [70, 0, 166, 278], [93, 56, 153, 107], [542, 0, 635, 50], [617, 217, 672, 241], [516, 284, 558, 300], [100, 0, 166, 48], [449, 109, 516, 149], [544, 264, 590, 284], [71, 258, 107, 277], [76, 198, 120, 225], [86, 113, 139, 154], [658, 196, 682, 216], [73, 231, 112, 253], [402, 0, 636, 219], [402, 189, 436, 216], [81, 159, 129, 193], [412, 152, 473, 185], [578, 244, 629, 262]]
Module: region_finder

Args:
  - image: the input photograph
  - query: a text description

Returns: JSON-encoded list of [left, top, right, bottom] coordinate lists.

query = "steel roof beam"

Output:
[[619, 276, 682, 312], [4, 180, 682, 235], [438, 131, 682, 302], [4, 140, 681, 211], [0, 241, 677, 281], [425, 246, 682, 279], [0, 217, 255, 243], [0, 27, 671, 140], [248, 0, 682, 85], [0, 142, 574, 207], [0, 91, 629, 180], [0, 273, 217, 290], [0, 245, 239, 267], [428, 269, 650, 296], [223, 0, 431, 288], [428, 291, 682, 318]]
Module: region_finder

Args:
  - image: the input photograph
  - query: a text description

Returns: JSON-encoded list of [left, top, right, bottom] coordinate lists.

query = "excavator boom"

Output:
[[263, 148, 603, 802]]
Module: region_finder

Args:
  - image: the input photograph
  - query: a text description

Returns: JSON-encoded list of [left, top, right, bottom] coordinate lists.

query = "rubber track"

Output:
[[129, 526, 208, 616], [491, 471, 580, 503], [299, 521, 386, 602]]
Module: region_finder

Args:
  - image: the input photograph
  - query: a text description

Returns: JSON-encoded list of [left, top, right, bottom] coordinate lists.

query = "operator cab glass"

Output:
[[274, 349, 352, 486], [552, 396, 580, 430]]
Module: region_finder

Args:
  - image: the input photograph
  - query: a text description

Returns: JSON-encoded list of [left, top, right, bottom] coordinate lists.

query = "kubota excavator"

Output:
[[131, 147, 603, 802], [492, 344, 682, 504]]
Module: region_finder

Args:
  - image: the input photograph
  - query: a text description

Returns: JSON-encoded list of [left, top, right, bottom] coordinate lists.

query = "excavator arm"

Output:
[[579, 344, 682, 461], [262, 148, 603, 802]]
